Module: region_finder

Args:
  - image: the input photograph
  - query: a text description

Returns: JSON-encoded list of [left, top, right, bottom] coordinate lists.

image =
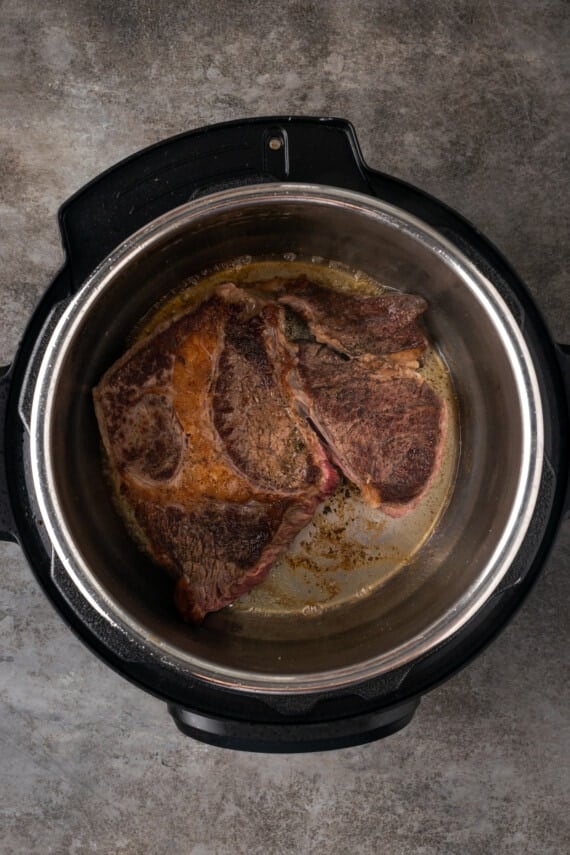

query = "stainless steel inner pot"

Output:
[[28, 184, 543, 693]]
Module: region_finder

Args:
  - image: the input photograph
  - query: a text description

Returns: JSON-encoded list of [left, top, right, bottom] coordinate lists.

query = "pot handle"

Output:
[[557, 342, 570, 519], [167, 697, 418, 752], [0, 366, 17, 542], [57, 117, 374, 289]]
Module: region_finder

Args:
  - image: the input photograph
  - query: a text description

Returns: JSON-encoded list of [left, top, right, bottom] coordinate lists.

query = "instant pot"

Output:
[[1, 117, 568, 751]]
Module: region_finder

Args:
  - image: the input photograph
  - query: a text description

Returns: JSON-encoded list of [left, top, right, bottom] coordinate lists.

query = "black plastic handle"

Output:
[[168, 697, 418, 753], [557, 343, 570, 518], [0, 366, 17, 542], [59, 116, 373, 290]]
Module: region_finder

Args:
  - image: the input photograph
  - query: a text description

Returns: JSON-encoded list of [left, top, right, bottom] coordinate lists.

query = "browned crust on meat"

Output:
[[93, 285, 338, 621], [278, 276, 429, 363], [93, 274, 447, 620], [294, 343, 447, 517]]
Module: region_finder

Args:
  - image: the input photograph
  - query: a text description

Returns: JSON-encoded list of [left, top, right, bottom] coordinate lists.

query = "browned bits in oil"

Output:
[[285, 553, 325, 574], [313, 578, 340, 599]]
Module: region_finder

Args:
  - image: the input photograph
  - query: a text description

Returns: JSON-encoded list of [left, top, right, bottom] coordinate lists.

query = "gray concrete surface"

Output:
[[1, 2, 569, 853]]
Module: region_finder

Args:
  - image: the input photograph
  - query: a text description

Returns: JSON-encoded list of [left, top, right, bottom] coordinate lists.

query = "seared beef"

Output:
[[293, 343, 447, 516], [93, 287, 338, 621], [94, 273, 447, 620], [279, 277, 428, 364], [213, 290, 323, 492]]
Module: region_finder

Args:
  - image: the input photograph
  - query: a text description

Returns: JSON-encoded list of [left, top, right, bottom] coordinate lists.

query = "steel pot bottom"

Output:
[[29, 185, 543, 694]]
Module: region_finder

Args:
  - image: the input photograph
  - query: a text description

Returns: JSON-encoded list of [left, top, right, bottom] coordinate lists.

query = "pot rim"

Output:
[[29, 182, 544, 694]]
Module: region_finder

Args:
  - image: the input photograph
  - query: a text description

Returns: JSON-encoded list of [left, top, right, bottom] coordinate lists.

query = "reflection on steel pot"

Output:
[[1, 117, 568, 752]]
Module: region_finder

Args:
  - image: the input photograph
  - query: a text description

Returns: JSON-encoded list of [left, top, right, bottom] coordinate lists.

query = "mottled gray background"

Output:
[[1, 2, 569, 853]]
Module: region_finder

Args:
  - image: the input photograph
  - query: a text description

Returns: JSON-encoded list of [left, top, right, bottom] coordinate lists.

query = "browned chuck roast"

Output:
[[94, 278, 446, 621], [93, 286, 339, 622], [292, 343, 447, 517], [279, 276, 428, 366]]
